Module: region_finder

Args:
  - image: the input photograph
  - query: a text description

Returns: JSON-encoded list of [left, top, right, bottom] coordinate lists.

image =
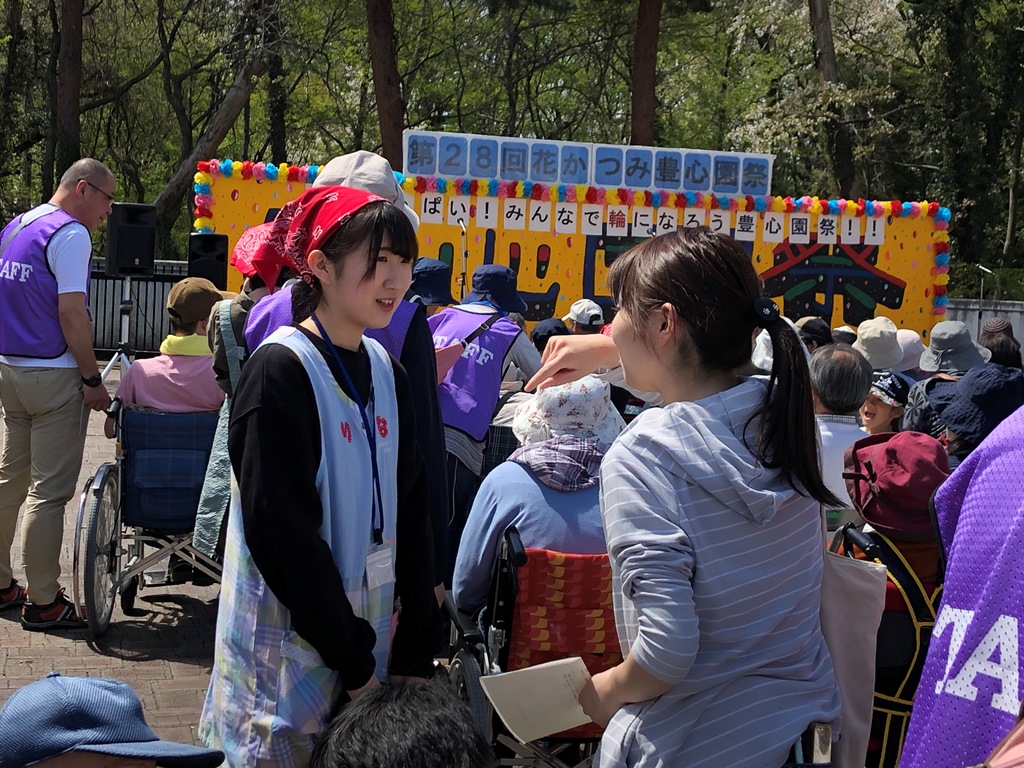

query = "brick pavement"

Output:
[[0, 365, 220, 747]]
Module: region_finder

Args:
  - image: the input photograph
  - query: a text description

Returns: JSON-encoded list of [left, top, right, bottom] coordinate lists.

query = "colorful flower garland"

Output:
[[192, 161, 950, 318], [192, 159, 320, 233]]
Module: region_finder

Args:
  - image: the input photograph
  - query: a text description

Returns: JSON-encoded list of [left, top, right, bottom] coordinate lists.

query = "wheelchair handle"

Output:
[[840, 524, 882, 561], [502, 526, 528, 568], [104, 397, 123, 420]]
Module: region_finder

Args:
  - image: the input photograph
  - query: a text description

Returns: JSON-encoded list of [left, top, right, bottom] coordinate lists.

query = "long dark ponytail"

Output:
[[609, 226, 839, 506]]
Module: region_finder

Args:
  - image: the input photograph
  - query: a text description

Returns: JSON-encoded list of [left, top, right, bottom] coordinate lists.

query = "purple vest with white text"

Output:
[[428, 306, 520, 442], [899, 405, 1024, 768], [0, 207, 79, 358]]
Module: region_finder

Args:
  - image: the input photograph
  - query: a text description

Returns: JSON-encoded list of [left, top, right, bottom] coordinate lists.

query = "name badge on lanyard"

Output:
[[366, 544, 395, 590]]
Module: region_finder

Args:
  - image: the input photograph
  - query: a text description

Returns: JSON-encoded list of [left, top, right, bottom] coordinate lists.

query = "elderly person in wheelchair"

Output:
[[452, 375, 624, 614], [72, 278, 228, 638], [103, 277, 226, 440]]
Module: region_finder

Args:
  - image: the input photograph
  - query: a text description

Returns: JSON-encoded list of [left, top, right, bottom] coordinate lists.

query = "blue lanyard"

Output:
[[311, 314, 385, 545]]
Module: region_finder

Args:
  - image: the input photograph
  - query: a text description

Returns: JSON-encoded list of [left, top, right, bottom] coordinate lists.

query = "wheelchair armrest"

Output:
[[503, 526, 527, 568], [444, 590, 483, 645]]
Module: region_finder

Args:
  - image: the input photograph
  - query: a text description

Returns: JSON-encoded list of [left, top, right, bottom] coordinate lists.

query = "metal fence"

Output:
[[92, 266, 1024, 357], [90, 260, 188, 355], [945, 299, 1024, 340]]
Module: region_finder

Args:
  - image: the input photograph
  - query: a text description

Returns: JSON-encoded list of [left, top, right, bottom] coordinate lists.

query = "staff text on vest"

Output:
[[0, 259, 34, 282]]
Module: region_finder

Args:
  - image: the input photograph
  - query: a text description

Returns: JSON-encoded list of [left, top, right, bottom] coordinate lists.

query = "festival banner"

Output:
[[193, 141, 949, 336]]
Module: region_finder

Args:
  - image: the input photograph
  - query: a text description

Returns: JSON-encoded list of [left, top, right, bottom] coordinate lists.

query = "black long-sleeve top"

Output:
[[228, 325, 440, 691], [394, 305, 449, 586]]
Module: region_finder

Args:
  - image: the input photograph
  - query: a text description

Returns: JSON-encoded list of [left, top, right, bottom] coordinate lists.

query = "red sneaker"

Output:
[[0, 579, 27, 611], [21, 588, 85, 631]]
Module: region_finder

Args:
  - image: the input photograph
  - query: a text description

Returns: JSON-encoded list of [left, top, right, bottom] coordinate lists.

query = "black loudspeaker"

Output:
[[187, 233, 229, 290], [105, 203, 156, 277]]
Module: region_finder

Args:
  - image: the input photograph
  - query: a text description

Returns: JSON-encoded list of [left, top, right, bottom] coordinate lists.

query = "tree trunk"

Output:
[[0, 0, 25, 166], [938, 0, 985, 262], [265, 0, 287, 164], [501, 8, 520, 138], [54, 0, 83, 177], [630, 0, 662, 146], [365, 0, 404, 167], [808, 0, 855, 197], [156, 0, 194, 158], [267, 50, 287, 163], [1004, 114, 1024, 260], [353, 77, 370, 151], [152, 57, 268, 257], [42, 0, 60, 198]]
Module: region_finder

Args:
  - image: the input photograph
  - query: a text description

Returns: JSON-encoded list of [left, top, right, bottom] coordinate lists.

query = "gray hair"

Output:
[[58, 158, 113, 190], [809, 343, 873, 414]]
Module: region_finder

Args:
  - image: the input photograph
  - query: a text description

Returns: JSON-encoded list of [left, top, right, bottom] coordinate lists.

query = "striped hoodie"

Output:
[[598, 377, 841, 767]]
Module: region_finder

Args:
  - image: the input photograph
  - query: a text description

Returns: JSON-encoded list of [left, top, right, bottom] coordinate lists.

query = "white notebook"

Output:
[[479, 656, 594, 743]]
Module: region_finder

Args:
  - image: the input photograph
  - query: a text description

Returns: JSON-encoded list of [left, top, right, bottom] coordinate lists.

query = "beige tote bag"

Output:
[[820, 519, 887, 768]]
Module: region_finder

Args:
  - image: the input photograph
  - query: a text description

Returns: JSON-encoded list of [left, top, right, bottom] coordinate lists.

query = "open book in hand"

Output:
[[478, 657, 593, 743]]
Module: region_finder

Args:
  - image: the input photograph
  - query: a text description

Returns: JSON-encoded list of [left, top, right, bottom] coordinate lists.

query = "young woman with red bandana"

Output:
[[200, 187, 440, 766]]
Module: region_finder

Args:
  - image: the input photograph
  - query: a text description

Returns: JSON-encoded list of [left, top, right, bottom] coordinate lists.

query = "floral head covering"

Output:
[[512, 375, 625, 448], [230, 186, 386, 289]]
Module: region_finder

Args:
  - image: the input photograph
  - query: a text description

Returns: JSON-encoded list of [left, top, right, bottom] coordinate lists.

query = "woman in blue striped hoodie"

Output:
[[578, 227, 841, 767]]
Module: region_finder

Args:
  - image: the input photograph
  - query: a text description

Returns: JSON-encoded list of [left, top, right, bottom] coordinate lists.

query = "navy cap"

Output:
[[464, 264, 527, 314], [927, 362, 1024, 447], [409, 257, 455, 307], [530, 318, 571, 352], [870, 370, 911, 407], [0, 674, 225, 767], [796, 317, 833, 348]]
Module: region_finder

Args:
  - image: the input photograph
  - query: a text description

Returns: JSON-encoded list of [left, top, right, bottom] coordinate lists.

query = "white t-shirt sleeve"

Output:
[[47, 222, 92, 295]]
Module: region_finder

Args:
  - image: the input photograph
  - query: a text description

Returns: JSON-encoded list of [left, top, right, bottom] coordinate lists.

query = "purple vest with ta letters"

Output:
[[0, 207, 79, 358], [428, 306, 521, 442], [899, 406, 1024, 768], [244, 283, 418, 361]]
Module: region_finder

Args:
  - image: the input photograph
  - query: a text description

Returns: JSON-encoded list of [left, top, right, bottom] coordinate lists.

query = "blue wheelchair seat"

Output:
[[120, 408, 219, 534]]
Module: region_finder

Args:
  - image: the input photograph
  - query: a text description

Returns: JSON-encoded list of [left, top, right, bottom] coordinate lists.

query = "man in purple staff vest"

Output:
[[0, 159, 114, 630], [428, 265, 542, 583]]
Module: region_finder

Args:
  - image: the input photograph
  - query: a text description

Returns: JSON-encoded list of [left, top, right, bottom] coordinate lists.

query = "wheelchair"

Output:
[[832, 523, 942, 768], [71, 401, 222, 637], [446, 526, 622, 767]]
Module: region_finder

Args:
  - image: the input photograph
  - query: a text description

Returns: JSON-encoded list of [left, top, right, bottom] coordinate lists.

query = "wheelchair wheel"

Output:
[[82, 466, 121, 636], [449, 649, 492, 742]]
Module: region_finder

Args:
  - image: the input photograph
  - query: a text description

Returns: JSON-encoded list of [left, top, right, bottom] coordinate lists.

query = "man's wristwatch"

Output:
[[81, 374, 103, 388]]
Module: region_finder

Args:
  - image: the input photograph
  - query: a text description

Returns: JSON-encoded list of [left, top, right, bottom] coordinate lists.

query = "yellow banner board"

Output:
[[194, 161, 950, 338]]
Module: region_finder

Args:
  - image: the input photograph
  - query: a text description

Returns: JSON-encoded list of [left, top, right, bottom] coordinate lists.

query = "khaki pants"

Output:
[[0, 364, 87, 605]]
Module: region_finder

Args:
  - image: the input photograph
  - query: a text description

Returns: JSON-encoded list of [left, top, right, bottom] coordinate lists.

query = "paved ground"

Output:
[[0, 365, 220, 746]]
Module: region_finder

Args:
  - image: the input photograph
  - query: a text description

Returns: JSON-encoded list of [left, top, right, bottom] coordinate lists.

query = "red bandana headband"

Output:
[[231, 186, 387, 289]]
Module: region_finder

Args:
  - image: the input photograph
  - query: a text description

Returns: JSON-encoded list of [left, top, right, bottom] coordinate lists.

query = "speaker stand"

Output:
[[99, 276, 135, 383]]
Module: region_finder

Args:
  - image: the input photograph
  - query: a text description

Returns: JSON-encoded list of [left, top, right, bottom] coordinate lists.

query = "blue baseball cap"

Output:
[[0, 674, 225, 767], [464, 264, 527, 314], [409, 257, 456, 307]]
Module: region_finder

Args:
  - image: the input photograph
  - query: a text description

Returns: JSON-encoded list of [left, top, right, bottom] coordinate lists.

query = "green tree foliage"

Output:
[[0, 0, 1021, 286]]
